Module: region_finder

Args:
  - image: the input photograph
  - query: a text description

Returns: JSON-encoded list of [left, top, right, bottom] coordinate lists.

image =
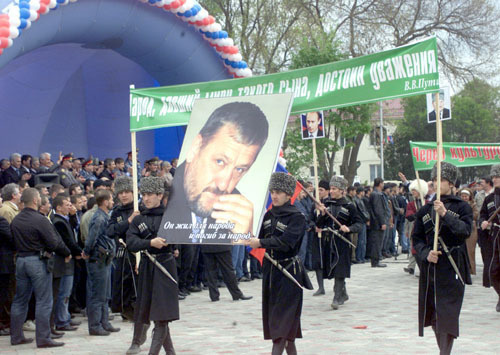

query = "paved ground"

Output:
[[2, 249, 499, 354]]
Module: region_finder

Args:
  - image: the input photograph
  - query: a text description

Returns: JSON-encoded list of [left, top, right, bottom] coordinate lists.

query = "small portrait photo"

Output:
[[426, 87, 451, 123], [301, 111, 324, 140]]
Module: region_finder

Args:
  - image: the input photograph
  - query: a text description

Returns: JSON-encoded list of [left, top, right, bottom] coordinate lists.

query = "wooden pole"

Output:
[[433, 91, 442, 251], [130, 84, 140, 267], [415, 170, 426, 207], [312, 137, 322, 238]]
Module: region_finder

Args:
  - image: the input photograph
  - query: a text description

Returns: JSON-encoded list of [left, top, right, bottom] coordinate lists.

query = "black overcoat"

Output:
[[413, 195, 472, 338], [126, 206, 179, 323], [316, 197, 363, 279], [259, 202, 312, 342]]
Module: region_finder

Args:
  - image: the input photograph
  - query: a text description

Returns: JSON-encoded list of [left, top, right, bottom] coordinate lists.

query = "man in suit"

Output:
[[428, 92, 450, 122], [2, 154, 31, 185], [302, 111, 324, 139], [369, 177, 390, 268]]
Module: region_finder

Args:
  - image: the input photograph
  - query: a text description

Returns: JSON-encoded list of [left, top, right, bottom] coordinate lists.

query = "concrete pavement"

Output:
[[1, 250, 499, 354]]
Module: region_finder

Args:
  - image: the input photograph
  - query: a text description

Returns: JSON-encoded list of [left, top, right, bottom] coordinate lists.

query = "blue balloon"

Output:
[[148, 0, 157, 4], [191, 5, 200, 16], [57, 0, 66, 3], [183, 10, 192, 17], [18, 18, 28, 29], [240, 61, 248, 69], [18, 1, 30, 9], [231, 61, 238, 68], [20, 8, 31, 19], [224, 59, 230, 65], [220, 31, 228, 39]]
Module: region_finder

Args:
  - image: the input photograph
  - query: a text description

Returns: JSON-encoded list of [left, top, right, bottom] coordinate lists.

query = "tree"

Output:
[[283, 35, 374, 184], [384, 79, 499, 183], [203, 0, 306, 74]]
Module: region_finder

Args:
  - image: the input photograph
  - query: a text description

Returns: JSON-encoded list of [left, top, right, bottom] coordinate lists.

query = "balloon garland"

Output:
[[0, 0, 251, 78]]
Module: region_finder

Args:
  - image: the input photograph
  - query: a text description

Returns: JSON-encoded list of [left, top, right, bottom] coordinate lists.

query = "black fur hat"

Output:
[[431, 161, 458, 184]]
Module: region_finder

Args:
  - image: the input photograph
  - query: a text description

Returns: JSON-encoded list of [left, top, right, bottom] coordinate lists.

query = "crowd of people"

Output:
[[0, 148, 499, 355]]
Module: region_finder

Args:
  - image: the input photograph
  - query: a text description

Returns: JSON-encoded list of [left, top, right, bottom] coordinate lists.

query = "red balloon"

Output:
[[207, 16, 215, 25], [38, 4, 47, 14], [0, 20, 10, 28], [163, 4, 171, 10], [179, 0, 187, 6], [0, 38, 9, 49], [170, 1, 180, 8], [0, 48, 3, 56], [40, 0, 50, 4], [0, 28, 9, 38]]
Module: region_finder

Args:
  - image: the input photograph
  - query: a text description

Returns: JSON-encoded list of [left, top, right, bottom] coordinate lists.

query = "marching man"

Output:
[[412, 162, 472, 355], [246, 172, 312, 355]]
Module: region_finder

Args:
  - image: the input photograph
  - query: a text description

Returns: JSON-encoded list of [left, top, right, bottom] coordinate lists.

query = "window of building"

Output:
[[370, 164, 381, 182]]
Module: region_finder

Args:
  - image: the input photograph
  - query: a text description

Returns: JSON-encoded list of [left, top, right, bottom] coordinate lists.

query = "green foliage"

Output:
[[283, 34, 373, 183], [384, 79, 499, 183]]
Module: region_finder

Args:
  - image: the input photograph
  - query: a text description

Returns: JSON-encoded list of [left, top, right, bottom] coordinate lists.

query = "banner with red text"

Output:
[[410, 141, 500, 171]]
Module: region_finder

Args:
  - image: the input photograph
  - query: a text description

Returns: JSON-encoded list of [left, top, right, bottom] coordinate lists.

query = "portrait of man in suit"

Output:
[[302, 111, 324, 139], [427, 89, 451, 123]]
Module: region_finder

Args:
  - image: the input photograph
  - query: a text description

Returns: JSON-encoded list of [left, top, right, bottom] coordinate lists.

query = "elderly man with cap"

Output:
[[246, 172, 312, 355], [315, 176, 363, 310], [126, 177, 178, 355], [479, 164, 500, 312], [412, 161, 472, 355], [55, 154, 80, 188], [80, 158, 97, 181]]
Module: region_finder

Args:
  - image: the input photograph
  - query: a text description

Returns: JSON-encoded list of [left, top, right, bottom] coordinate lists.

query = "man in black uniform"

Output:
[[247, 172, 312, 355], [413, 162, 472, 355], [126, 177, 178, 355], [316, 176, 363, 310], [479, 164, 500, 312], [106, 176, 140, 321], [10, 188, 70, 348]]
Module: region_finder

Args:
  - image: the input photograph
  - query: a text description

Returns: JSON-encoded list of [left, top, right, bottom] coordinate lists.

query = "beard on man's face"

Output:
[[187, 186, 226, 218]]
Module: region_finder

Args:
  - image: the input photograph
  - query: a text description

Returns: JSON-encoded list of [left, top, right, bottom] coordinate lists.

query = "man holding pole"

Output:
[[479, 164, 500, 312], [246, 172, 312, 355], [315, 176, 363, 310], [412, 161, 472, 355]]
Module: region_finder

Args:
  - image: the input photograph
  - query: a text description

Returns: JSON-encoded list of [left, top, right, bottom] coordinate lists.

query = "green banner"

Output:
[[130, 37, 439, 132], [410, 141, 500, 171]]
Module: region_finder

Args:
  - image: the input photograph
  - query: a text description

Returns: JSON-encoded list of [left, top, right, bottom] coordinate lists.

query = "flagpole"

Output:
[[130, 84, 141, 269], [379, 101, 384, 179], [312, 137, 322, 239], [433, 91, 442, 252]]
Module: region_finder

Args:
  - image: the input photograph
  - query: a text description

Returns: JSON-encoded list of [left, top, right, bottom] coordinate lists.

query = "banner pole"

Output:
[[312, 138, 322, 239], [433, 91, 442, 251], [130, 84, 141, 268], [379, 101, 384, 179], [415, 170, 426, 207]]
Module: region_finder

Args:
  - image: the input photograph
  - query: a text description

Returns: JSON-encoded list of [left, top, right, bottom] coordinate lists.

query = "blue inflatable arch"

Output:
[[0, 0, 250, 162]]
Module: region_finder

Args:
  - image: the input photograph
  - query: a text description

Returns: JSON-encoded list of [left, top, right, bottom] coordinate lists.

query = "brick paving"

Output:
[[1, 250, 499, 354]]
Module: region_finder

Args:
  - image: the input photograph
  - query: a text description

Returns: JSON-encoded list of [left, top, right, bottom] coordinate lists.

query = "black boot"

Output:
[[331, 278, 344, 310], [285, 340, 297, 355], [127, 322, 148, 354], [140, 323, 150, 345], [162, 323, 176, 355], [341, 280, 349, 303], [313, 270, 325, 296], [148, 322, 168, 355], [272, 338, 286, 355]]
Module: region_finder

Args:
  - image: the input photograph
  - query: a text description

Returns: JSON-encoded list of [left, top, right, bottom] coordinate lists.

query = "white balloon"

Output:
[[212, 23, 221, 32], [29, 10, 38, 21], [6, 37, 13, 48], [9, 27, 19, 39], [9, 17, 21, 27], [49, 0, 58, 9], [30, 1, 41, 11]]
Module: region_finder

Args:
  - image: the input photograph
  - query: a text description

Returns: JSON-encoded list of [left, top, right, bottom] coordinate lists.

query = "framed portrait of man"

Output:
[[426, 87, 451, 123], [301, 111, 324, 140], [158, 93, 294, 245]]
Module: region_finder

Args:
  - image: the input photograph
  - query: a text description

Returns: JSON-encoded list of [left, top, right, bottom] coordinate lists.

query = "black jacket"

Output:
[[369, 189, 388, 230], [11, 208, 70, 257], [107, 202, 134, 244], [2, 166, 20, 185], [52, 214, 81, 277], [413, 194, 472, 338], [0, 215, 14, 274]]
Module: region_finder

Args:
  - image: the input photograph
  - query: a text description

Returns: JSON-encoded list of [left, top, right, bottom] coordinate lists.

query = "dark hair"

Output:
[[95, 189, 112, 206], [115, 157, 124, 165], [20, 188, 39, 205], [347, 186, 356, 193], [18, 180, 28, 189], [104, 158, 114, 169], [70, 194, 82, 205], [87, 197, 97, 210], [481, 177, 493, 187], [373, 177, 384, 188], [50, 184, 65, 197], [53, 195, 69, 210], [199, 102, 269, 151], [83, 179, 93, 191], [356, 186, 364, 194], [21, 154, 32, 164], [69, 183, 80, 195]]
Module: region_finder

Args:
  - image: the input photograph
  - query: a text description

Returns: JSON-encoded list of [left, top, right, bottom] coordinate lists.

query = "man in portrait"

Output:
[[302, 111, 324, 139]]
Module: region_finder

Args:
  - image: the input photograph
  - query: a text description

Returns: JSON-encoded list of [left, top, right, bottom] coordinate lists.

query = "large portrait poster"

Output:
[[158, 93, 294, 244], [301, 111, 325, 140]]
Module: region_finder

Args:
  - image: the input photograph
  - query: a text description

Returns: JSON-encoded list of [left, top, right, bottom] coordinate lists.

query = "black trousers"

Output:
[[370, 229, 384, 266], [0, 273, 12, 327], [186, 245, 202, 287], [202, 251, 243, 301], [178, 245, 194, 289]]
